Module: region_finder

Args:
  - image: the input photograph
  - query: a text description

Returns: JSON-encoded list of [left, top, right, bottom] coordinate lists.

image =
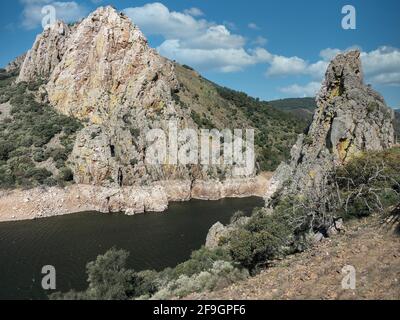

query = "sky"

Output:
[[0, 0, 399, 107]]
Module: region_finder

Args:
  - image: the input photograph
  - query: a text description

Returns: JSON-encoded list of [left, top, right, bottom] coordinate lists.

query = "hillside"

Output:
[[268, 97, 317, 122], [174, 64, 308, 171], [187, 214, 400, 300], [395, 109, 400, 141]]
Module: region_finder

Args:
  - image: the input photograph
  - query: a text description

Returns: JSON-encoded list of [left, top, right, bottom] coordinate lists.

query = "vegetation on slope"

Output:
[[174, 64, 309, 171], [52, 147, 400, 300], [395, 109, 400, 142], [0, 70, 82, 189], [268, 97, 317, 122]]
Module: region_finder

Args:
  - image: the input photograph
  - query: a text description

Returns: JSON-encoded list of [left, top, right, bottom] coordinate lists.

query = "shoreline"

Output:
[[0, 174, 270, 223]]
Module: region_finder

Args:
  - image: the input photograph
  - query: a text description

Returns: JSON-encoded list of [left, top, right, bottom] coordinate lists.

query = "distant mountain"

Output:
[[268, 97, 317, 122]]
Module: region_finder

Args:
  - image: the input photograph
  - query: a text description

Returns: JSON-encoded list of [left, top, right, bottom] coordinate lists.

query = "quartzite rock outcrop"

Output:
[[265, 50, 395, 204], [17, 6, 241, 188], [5, 53, 26, 74], [17, 21, 73, 83]]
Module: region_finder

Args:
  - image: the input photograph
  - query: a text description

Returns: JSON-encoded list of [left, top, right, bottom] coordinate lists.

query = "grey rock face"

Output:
[[265, 50, 395, 204], [5, 53, 26, 74], [18, 21, 72, 82]]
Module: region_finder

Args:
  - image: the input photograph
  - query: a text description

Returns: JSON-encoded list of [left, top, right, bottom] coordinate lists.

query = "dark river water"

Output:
[[0, 197, 263, 300]]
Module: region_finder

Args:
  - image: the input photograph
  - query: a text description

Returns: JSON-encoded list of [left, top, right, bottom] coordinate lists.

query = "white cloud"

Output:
[[183, 25, 245, 50], [20, 0, 87, 29], [248, 23, 260, 30], [253, 36, 267, 46], [280, 81, 322, 97], [123, 2, 270, 73], [314, 46, 400, 86], [361, 46, 400, 86], [183, 7, 204, 17], [266, 55, 308, 76], [123, 3, 209, 39], [158, 41, 270, 73], [278, 46, 400, 97]]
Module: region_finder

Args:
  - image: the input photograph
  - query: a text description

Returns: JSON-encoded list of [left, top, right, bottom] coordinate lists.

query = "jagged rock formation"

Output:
[[42, 7, 202, 186], [46, 7, 179, 123], [18, 21, 73, 83], [5, 53, 26, 74], [265, 50, 395, 204], [4, 5, 308, 198]]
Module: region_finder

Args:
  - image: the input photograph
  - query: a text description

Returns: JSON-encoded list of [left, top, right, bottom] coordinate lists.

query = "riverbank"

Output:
[[0, 174, 270, 222]]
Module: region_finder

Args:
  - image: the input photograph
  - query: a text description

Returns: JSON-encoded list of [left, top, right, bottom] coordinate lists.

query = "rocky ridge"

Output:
[[265, 51, 395, 204], [18, 21, 73, 83], [15, 6, 246, 189], [5, 53, 26, 74]]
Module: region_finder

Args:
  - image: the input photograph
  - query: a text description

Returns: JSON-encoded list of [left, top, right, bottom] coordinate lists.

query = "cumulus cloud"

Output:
[[158, 41, 271, 73], [277, 46, 400, 97], [362, 46, 400, 86], [123, 3, 209, 40], [265, 54, 329, 79], [20, 0, 87, 30], [123, 2, 270, 72]]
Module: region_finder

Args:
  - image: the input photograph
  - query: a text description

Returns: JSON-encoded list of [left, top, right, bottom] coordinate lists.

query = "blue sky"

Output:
[[1, 0, 399, 107]]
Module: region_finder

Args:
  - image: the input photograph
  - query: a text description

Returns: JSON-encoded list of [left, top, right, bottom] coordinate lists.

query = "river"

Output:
[[0, 197, 264, 300]]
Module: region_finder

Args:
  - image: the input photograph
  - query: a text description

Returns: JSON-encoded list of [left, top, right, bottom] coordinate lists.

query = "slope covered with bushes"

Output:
[[0, 70, 82, 189], [52, 148, 400, 300]]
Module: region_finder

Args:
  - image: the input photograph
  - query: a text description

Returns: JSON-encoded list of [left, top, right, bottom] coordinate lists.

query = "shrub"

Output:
[[58, 167, 74, 182], [170, 247, 232, 279], [335, 148, 400, 220], [151, 261, 248, 300], [0, 78, 82, 189], [51, 249, 137, 300], [227, 208, 294, 271]]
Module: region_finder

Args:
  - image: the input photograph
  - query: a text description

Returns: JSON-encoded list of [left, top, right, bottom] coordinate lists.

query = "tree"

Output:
[[85, 248, 137, 300]]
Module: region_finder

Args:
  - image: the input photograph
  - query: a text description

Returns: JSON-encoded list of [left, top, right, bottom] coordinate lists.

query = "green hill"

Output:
[[174, 64, 309, 171], [267, 97, 317, 122]]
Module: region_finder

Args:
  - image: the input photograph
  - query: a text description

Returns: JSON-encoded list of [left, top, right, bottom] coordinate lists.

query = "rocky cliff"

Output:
[[12, 6, 261, 190], [18, 21, 73, 83], [44, 7, 198, 186], [5, 53, 26, 74], [265, 50, 395, 204]]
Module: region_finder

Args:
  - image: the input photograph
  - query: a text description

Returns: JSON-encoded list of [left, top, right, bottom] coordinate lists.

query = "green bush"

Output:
[[58, 167, 74, 182], [336, 147, 400, 220], [0, 77, 82, 189], [227, 208, 294, 271], [169, 246, 232, 280], [52, 248, 137, 300]]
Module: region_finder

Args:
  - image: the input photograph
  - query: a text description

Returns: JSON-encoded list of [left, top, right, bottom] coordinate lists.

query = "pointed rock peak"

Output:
[[43, 20, 70, 35], [322, 50, 364, 96], [17, 20, 73, 83], [90, 5, 120, 16], [265, 50, 395, 205], [46, 3, 178, 124]]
